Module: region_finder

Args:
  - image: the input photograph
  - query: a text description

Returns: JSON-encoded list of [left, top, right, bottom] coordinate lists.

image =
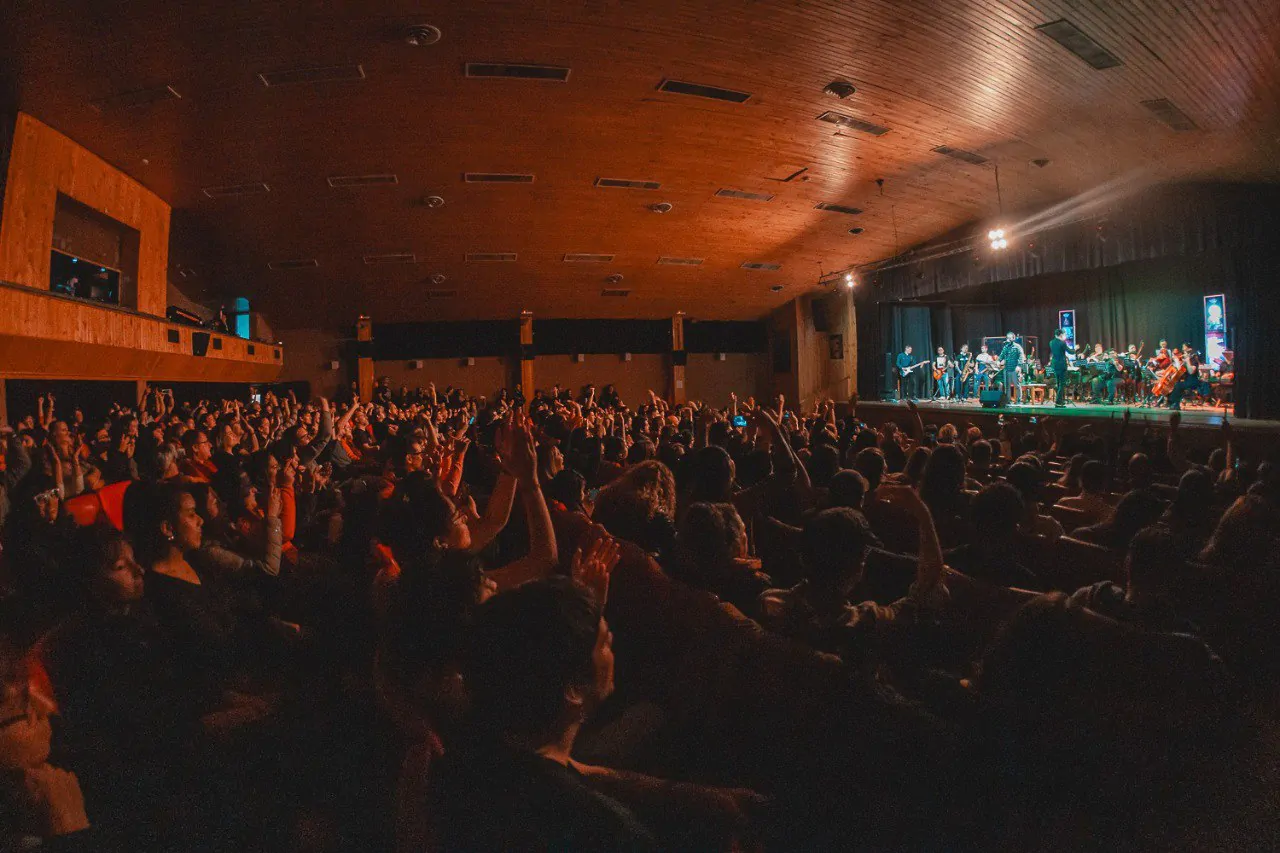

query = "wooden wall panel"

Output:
[[0, 282, 281, 382], [377, 358, 513, 401], [685, 353, 769, 408], [539, 354, 667, 409], [0, 113, 170, 315]]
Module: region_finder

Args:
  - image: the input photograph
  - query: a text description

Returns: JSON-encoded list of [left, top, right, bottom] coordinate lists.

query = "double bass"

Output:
[[1151, 349, 1185, 397]]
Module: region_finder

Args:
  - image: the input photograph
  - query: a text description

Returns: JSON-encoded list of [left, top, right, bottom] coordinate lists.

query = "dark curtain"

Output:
[[950, 304, 1001, 354], [1232, 200, 1280, 421], [880, 303, 933, 395], [929, 303, 953, 358]]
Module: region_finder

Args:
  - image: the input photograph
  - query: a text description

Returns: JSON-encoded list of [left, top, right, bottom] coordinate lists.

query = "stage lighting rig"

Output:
[[988, 228, 1009, 250]]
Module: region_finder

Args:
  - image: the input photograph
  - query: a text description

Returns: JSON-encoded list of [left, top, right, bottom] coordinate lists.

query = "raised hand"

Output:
[[22, 764, 89, 836], [572, 529, 621, 608]]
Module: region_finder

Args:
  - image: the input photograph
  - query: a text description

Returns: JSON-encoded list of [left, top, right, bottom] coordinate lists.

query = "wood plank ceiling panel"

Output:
[[0, 0, 1276, 326]]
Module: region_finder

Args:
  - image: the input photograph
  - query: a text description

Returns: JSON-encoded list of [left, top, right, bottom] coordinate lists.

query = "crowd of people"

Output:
[[2, 377, 1279, 850]]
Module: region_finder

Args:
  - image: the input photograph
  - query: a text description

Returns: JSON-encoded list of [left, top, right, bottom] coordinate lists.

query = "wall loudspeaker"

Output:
[[465, 357, 475, 367], [574, 353, 586, 363], [328, 360, 340, 370], [409, 360, 424, 370], [979, 389, 1006, 408]]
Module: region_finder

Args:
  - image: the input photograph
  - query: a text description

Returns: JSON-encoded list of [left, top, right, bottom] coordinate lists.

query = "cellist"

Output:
[[1167, 344, 1202, 412]]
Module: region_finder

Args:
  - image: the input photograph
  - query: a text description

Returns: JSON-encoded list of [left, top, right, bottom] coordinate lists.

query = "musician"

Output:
[[1217, 350, 1235, 382], [1167, 344, 1201, 412], [975, 344, 995, 391], [955, 344, 974, 399], [1049, 328, 1069, 408], [933, 347, 954, 399], [896, 345, 924, 401], [1150, 340, 1172, 372], [999, 332, 1025, 401], [1087, 343, 1106, 363]]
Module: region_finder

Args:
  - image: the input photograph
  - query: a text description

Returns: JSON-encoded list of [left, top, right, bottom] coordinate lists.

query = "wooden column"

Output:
[[670, 313, 687, 405], [519, 312, 535, 406], [0, 377, 8, 427], [356, 315, 374, 401]]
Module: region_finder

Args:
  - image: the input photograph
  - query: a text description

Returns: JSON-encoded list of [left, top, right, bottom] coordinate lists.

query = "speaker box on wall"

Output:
[[672, 350, 688, 367], [811, 296, 832, 333], [773, 336, 791, 373], [980, 389, 1006, 408], [191, 331, 211, 357]]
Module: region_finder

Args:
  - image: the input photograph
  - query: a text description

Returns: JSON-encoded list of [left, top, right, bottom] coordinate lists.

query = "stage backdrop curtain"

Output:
[[950, 305, 1001, 354], [881, 303, 932, 395]]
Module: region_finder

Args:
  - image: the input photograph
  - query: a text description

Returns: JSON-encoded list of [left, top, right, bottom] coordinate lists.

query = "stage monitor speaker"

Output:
[[191, 331, 211, 357], [979, 389, 1005, 408], [811, 295, 833, 333]]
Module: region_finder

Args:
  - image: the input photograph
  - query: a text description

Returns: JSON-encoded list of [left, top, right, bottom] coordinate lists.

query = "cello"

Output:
[[1151, 349, 1185, 397]]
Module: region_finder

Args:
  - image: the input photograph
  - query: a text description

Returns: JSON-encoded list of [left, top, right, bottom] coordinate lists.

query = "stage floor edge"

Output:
[[857, 399, 1280, 432]]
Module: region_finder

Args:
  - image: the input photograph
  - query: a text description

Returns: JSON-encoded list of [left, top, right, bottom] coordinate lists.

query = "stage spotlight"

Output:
[[988, 228, 1009, 250], [843, 273, 855, 289]]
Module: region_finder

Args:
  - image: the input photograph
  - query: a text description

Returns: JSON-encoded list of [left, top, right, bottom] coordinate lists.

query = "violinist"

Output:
[[1167, 344, 1202, 412]]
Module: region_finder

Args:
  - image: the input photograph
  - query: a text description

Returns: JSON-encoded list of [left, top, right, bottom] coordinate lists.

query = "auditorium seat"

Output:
[[1048, 503, 1090, 533], [1022, 535, 1125, 592]]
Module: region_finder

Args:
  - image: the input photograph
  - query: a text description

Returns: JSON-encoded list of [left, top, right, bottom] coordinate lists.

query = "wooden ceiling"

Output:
[[3, 0, 1278, 329]]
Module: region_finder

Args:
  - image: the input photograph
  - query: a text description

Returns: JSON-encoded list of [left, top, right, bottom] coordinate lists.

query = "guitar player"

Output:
[[896, 344, 928, 401]]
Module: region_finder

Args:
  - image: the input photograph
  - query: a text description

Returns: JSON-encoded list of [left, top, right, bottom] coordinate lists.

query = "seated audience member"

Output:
[[758, 486, 945, 667], [1, 637, 91, 845], [946, 483, 1043, 590], [918, 444, 972, 548], [1057, 459, 1113, 525], [1073, 489, 1165, 551], [1005, 461, 1064, 541], [823, 468, 869, 511], [1056, 453, 1088, 496], [1160, 468, 1216, 560], [1069, 525, 1196, 634], [670, 502, 771, 619], [966, 439, 996, 485]]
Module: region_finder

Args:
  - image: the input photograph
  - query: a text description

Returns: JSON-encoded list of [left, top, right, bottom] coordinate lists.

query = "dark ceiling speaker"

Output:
[[1031, 158, 1051, 168], [404, 24, 441, 46], [605, 273, 624, 284], [849, 227, 865, 235], [430, 272, 447, 284], [823, 80, 856, 99], [770, 284, 784, 293], [423, 195, 445, 208], [649, 202, 673, 213]]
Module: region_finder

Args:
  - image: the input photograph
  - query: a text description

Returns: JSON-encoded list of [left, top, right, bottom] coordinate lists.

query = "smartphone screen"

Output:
[[732, 415, 747, 428]]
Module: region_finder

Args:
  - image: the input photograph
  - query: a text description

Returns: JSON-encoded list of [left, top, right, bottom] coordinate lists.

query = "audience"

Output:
[[0, 381, 1273, 850]]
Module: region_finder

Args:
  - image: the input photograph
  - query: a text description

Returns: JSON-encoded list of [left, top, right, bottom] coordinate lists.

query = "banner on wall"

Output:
[[1204, 294, 1226, 368], [1058, 309, 1076, 350]]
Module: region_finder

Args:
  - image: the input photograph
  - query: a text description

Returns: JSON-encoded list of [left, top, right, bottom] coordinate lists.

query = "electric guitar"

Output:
[[899, 360, 931, 377]]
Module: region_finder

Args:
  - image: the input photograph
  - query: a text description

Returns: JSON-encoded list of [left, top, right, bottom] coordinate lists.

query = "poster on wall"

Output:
[[1204, 294, 1226, 368], [1058, 309, 1076, 350], [828, 334, 844, 360]]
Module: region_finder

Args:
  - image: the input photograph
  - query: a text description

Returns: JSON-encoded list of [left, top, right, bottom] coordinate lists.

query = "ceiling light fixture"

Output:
[[649, 202, 673, 213], [404, 24, 442, 46], [988, 229, 1009, 250], [423, 195, 445, 208], [823, 80, 856, 99], [844, 273, 856, 288]]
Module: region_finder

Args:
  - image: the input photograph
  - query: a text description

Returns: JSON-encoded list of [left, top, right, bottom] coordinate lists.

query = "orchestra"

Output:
[[896, 330, 1233, 409]]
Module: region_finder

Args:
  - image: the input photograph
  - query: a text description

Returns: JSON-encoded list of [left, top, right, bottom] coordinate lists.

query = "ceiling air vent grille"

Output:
[[815, 202, 863, 215], [259, 64, 366, 87], [601, 288, 632, 297], [932, 145, 989, 166], [202, 182, 271, 198], [1141, 98, 1198, 131], [816, 111, 891, 136], [657, 79, 751, 103], [464, 172, 535, 183], [741, 262, 782, 271], [563, 253, 615, 263], [269, 259, 319, 270], [594, 177, 661, 190], [424, 289, 458, 299], [1035, 20, 1123, 70], [363, 253, 416, 265], [465, 63, 571, 82], [90, 85, 182, 112], [328, 174, 398, 188], [716, 188, 775, 202], [657, 257, 704, 266], [466, 252, 517, 262]]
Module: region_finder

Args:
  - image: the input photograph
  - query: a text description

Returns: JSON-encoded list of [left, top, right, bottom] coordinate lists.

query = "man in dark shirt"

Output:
[[896, 345, 923, 402], [999, 332, 1025, 402], [1049, 328, 1069, 408], [428, 579, 657, 851], [1168, 344, 1203, 411]]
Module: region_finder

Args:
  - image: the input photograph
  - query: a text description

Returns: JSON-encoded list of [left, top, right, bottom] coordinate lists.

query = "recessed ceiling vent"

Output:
[[817, 111, 891, 136], [1141, 99, 1198, 131], [815, 202, 863, 215], [657, 79, 751, 103], [424, 289, 457, 299], [595, 177, 661, 190], [932, 145, 989, 166], [601, 288, 632, 297], [90, 85, 182, 112], [741, 262, 782, 271], [202, 182, 271, 198], [466, 63, 570, 81], [466, 252, 517, 262], [328, 174, 399, 188], [269, 259, 319, 270], [259, 64, 366, 87], [717, 188, 775, 202], [464, 172, 535, 183], [657, 257, 704, 266], [363, 253, 417, 265], [563, 253, 615, 263], [1035, 20, 1123, 70]]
